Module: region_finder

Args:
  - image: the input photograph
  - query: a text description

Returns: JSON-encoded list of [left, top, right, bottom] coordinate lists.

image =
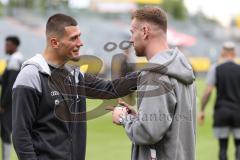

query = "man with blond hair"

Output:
[[111, 7, 196, 160]]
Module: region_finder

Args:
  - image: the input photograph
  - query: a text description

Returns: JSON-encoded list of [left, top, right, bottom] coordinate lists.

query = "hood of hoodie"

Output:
[[142, 48, 195, 85], [21, 54, 81, 81], [21, 54, 51, 75]]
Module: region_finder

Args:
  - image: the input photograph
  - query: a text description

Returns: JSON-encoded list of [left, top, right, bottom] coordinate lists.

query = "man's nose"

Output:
[[77, 38, 83, 47]]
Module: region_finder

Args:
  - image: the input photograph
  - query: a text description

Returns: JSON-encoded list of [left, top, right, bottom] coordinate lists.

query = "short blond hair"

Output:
[[131, 6, 167, 33]]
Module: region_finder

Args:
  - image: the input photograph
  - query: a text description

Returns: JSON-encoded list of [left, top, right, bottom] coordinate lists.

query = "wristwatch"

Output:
[[119, 116, 124, 125], [119, 114, 126, 125]]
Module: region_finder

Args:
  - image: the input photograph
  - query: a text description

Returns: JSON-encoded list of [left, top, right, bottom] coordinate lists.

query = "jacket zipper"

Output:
[[70, 69, 79, 160]]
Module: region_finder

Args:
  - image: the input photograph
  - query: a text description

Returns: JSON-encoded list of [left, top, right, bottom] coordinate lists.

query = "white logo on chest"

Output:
[[51, 91, 60, 96]]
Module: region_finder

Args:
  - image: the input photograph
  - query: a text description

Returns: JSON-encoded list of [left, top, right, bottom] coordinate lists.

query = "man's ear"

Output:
[[50, 37, 60, 48], [142, 25, 150, 40]]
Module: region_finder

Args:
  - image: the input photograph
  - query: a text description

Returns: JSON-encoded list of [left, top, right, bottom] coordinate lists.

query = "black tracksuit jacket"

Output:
[[12, 54, 138, 160]]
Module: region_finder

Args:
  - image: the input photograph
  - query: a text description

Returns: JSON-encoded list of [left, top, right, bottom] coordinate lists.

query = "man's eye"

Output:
[[73, 35, 80, 41], [71, 37, 77, 41]]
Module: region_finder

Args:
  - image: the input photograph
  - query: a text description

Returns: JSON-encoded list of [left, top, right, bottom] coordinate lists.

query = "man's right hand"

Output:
[[198, 111, 205, 125], [117, 99, 137, 116]]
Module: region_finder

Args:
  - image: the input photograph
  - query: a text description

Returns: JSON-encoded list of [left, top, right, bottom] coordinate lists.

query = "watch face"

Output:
[[119, 117, 124, 125], [119, 117, 123, 123]]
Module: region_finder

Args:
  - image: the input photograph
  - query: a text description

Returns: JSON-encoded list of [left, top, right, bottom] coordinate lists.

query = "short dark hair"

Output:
[[46, 13, 78, 38], [131, 6, 167, 33], [6, 36, 20, 47]]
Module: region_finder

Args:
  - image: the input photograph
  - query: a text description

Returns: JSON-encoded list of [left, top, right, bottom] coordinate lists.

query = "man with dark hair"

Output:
[[0, 35, 23, 160], [110, 7, 196, 160], [199, 42, 240, 160], [12, 13, 137, 160], [5, 36, 20, 48]]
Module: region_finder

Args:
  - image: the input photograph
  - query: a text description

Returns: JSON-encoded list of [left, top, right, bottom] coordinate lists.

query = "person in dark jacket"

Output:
[[12, 14, 137, 160], [199, 42, 240, 160], [0, 36, 23, 160]]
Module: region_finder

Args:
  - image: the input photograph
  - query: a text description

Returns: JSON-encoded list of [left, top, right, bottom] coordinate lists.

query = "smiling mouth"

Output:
[[72, 49, 79, 53]]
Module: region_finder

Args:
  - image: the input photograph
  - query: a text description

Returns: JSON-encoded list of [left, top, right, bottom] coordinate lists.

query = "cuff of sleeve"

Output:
[[120, 114, 136, 126]]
